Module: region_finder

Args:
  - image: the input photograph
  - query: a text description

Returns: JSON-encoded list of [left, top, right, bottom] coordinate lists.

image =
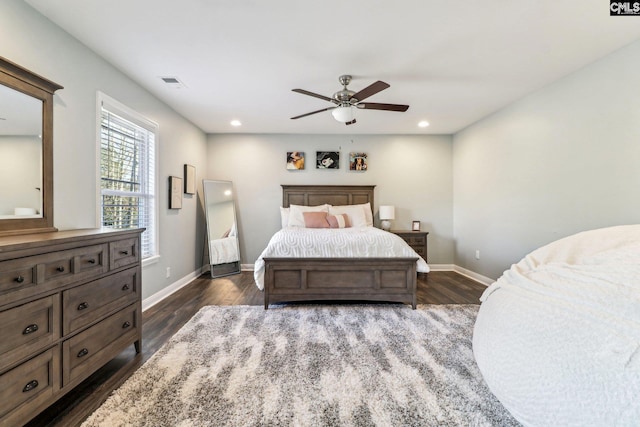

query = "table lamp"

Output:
[[379, 205, 395, 231]]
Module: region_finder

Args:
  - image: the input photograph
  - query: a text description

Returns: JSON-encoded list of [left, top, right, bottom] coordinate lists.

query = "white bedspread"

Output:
[[209, 236, 239, 265], [253, 227, 429, 290], [473, 225, 640, 426]]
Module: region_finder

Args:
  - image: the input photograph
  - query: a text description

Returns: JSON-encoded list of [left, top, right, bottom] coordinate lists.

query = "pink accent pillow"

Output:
[[327, 214, 351, 228], [303, 211, 330, 228]]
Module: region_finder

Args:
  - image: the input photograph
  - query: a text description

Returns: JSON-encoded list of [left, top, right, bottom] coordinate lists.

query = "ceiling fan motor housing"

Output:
[[335, 75, 356, 104]]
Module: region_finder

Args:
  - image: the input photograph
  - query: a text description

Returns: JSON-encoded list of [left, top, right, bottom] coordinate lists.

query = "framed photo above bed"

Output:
[[286, 152, 305, 170], [316, 151, 340, 169], [349, 152, 368, 171]]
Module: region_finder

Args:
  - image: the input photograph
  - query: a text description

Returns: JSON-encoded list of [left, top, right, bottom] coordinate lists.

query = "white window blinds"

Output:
[[100, 100, 157, 259]]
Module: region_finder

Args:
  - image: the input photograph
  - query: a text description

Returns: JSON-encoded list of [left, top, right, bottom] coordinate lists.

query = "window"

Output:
[[99, 93, 158, 260]]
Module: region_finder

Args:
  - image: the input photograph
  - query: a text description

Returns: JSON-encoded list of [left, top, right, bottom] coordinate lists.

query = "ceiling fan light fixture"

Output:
[[331, 105, 354, 123]]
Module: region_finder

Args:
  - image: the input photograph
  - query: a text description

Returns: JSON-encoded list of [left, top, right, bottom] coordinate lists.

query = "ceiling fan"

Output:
[[291, 75, 409, 125]]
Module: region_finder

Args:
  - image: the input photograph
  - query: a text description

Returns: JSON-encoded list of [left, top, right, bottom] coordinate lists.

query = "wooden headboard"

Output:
[[282, 185, 375, 208]]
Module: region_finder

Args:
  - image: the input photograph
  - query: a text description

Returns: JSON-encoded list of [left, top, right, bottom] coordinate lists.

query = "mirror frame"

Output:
[[202, 179, 241, 278], [0, 57, 63, 237]]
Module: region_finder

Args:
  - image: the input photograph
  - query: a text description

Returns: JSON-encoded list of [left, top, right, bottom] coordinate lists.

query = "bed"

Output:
[[256, 185, 429, 309], [473, 224, 640, 426]]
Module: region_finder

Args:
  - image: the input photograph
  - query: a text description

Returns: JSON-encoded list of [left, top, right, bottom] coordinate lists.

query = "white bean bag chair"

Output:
[[473, 225, 640, 426]]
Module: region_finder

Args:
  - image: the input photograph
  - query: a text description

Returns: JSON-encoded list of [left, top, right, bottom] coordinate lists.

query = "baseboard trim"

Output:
[[428, 264, 455, 271], [142, 266, 207, 312], [452, 265, 494, 287], [241, 263, 254, 271]]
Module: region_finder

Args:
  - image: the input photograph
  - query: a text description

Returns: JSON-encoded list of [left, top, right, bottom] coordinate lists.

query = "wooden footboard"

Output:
[[263, 257, 418, 309]]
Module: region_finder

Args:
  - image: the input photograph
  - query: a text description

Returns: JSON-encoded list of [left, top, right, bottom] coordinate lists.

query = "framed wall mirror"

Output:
[[0, 57, 63, 237], [203, 179, 241, 277]]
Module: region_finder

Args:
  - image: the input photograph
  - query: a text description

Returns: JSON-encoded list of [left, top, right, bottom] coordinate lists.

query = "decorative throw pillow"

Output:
[[279, 207, 290, 228], [328, 204, 368, 227], [288, 204, 329, 227], [327, 214, 351, 228], [302, 211, 330, 228]]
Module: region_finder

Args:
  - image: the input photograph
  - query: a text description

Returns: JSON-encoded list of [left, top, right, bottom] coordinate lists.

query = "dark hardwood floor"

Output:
[[27, 270, 487, 427]]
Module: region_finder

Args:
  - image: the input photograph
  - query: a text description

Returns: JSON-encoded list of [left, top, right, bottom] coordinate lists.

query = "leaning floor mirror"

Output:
[[203, 180, 241, 277]]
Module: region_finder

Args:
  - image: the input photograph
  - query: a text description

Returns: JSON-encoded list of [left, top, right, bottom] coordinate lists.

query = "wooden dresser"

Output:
[[0, 228, 143, 426], [391, 230, 429, 261]]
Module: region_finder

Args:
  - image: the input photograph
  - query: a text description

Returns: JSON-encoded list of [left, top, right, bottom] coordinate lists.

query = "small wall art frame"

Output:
[[286, 152, 305, 170], [169, 176, 182, 209], [349, 152, 368, 171], [184, 164, 196, 194], [316, 151, 340, 169]]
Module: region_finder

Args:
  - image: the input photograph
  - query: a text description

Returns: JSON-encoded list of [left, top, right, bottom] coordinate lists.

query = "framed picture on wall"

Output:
[[349, 152, 368, 171], [184, 164, 196, 194], [316, 151, 340, 169], [169, 176, 182, 209], [286, 152, 305, 170]]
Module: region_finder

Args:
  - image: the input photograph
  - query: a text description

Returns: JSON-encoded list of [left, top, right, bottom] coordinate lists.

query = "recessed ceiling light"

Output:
[[230, 120, 242, 127], [418, 121, 430, 128]]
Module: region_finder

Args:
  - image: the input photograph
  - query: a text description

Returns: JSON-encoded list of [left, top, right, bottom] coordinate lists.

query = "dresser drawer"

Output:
[[62, 267, 139, 335], [109, 238, 139, 270], [412, 246, 425, 256], [406, 236, 426, 246], [0, 347, 60, 421], [0, 295, 60, 373], [63, 304, 139, 387], [0, 244, 108, 306]]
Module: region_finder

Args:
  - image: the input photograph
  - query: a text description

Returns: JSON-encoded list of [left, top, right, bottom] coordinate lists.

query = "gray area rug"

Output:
[[82, 305, 520, 426]]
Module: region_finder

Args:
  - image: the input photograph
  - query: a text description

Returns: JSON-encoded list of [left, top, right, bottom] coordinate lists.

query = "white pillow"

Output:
[[287, 204, 329, 227], [279, 207, 290, 229], [328, 203, 371, 228]]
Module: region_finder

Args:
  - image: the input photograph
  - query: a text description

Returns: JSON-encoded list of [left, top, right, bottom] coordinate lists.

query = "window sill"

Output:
[[142, 254, 161, 268]]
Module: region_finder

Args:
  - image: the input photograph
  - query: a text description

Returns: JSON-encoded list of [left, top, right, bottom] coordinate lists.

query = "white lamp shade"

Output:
[[379, 205, 395, 220], [331, 106, 354, 122]]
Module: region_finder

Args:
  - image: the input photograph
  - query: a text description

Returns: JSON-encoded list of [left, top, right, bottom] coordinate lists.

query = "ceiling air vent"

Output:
[[160, 76, 186, 89]]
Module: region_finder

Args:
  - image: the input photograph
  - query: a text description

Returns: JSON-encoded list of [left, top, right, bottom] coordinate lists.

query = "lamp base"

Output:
[[381, 220, 391, 231]]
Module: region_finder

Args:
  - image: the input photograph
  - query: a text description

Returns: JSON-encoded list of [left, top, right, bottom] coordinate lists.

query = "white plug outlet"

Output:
[[166, 267, 171, 278], [475, 250, 480, 260]]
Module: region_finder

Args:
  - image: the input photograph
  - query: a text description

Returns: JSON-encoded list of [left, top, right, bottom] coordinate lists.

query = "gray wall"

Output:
[[453, 39, 640, 280], [2, 0, 209, 299], [206, 134, 454, 265]]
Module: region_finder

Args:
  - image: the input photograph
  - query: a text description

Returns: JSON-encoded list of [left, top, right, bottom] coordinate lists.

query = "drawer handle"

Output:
[[22, 380, 39, 393], [77, 302, 89, 311], [56, 265, 65, 272], [122, 321, 131, 329], [122, 284, 130, 291], [88, 258, 96, 264], [77, 348, 89, 358], [23, 324, 39, 335], [119, 250, 129, 256], [15, 275, 25, 283]]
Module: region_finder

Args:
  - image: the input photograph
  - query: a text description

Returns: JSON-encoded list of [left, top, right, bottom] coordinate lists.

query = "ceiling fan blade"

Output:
[[351, 81, 390, 102], [358, 102, 409, 112], [292, 88, 335, 103], [345, 119, 356, 126], [290, 107, 334, 120]]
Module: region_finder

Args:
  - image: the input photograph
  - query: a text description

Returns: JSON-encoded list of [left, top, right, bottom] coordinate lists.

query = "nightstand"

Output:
[[391, 230, 428, 261]]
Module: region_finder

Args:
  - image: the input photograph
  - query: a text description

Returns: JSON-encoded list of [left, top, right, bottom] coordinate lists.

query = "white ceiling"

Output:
[[25, 0, 640, 135]]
